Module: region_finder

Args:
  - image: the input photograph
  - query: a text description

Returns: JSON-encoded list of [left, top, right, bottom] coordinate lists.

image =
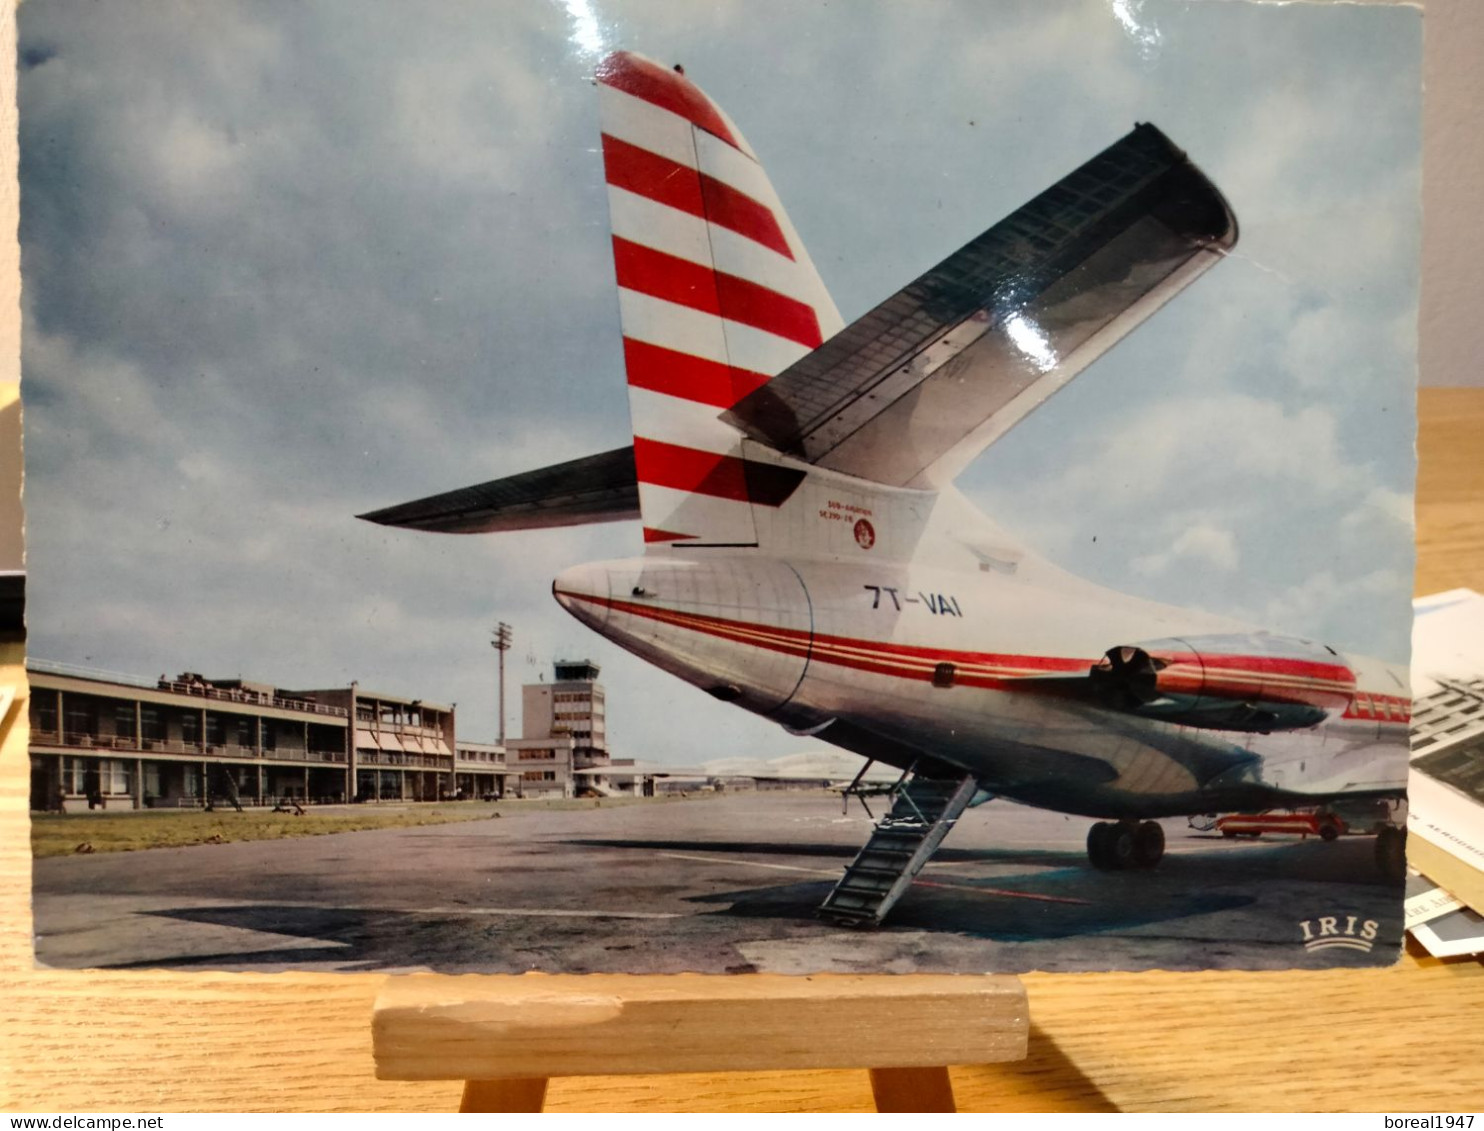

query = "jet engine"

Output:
[[1087, 633, 1356, 733]]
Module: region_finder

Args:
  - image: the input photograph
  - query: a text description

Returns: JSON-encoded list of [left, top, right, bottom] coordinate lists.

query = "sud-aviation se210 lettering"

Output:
[[363, 52, 1409, 927]]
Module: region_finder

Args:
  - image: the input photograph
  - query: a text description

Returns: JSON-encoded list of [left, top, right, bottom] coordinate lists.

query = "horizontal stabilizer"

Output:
[[722, 123, 1238, 488], [358, 446, 639, 534]]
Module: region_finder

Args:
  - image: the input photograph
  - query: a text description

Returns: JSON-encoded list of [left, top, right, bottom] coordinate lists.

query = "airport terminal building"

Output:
[[28, 662, 478, 811], [26, 657, 620, 811]]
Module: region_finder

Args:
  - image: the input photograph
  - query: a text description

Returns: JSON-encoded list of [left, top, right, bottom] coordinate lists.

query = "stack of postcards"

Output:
[[1406, 590, 1484, 957]]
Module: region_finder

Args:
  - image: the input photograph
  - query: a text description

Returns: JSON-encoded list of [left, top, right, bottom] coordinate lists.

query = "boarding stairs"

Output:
[[818, 771, 980, 928]]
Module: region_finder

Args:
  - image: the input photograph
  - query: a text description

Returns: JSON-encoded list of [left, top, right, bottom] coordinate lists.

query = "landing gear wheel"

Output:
[[1319, 819, 1341, 843], [1133, 820, 1165, 868], [1089, 820, 1143, 870], [1375, 825, 1406, 883], [1087, 821, 1117, 870], [1108, 821, 1137, 869]]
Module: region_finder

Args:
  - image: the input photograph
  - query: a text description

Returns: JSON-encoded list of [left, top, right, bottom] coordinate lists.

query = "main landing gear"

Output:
[[1374, 824, 1407, 884], [1087, 819, 1165, 870]]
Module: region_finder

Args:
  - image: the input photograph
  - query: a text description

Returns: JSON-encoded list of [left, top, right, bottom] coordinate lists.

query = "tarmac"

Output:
[[30, 791, 1404, 973]]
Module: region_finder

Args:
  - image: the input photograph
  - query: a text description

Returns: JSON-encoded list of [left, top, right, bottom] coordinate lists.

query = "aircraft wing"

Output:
[[358, 446, 639, 534], [721, 123, 1238, 488]]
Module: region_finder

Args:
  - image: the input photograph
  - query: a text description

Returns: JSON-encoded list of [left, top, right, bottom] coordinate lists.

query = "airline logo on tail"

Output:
[[596, 52, 844, 547]]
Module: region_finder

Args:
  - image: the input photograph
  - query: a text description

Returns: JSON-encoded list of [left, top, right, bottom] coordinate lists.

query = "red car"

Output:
[[1215, 810, 1347, 841]]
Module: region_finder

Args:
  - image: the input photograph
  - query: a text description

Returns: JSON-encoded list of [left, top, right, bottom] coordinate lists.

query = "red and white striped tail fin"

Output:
[[596, 51, 843, 548]]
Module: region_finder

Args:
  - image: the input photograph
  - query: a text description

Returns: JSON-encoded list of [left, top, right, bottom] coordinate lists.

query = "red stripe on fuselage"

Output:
[[1150, 650, 1360, 710], [622, 338, 771, 408], [602, 134, 793, 259], [596, 52, 743, 151], [554, 591, 1408, 716], [1343, 692, 1411, 722], [1155, 665, 1353, 709], [557, 590, 1092, 687], [612, 237, 822, 348], [1165, 651, 1356, 685]]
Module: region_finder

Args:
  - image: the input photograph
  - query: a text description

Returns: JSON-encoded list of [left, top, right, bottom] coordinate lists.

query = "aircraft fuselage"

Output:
[[555, 548, 1409, 820]]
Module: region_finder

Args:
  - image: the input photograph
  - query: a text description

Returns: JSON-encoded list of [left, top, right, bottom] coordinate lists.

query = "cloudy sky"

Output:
[[19, 0, 1420, 762]]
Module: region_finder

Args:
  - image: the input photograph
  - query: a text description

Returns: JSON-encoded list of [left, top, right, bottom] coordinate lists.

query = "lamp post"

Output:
[[491, 622, 512, 745]]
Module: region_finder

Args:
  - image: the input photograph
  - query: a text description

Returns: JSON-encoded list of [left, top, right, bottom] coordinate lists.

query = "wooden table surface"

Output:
[[2, 388, 1482, 1114]]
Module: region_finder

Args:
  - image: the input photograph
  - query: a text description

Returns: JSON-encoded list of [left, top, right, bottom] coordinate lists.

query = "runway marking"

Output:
[[659, 851, 841, 877], [912, 880, 1092, 906], [128, 898, 684, 922], [414, 906, 682, 920], [660, 852, 1093, 905]]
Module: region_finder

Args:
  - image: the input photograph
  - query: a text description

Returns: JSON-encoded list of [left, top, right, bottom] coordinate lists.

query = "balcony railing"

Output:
[[265, 748, 348, 765], [156, 681, 349, 717], [357, 752, 451, 770], [26, 658, 349, 718], [354, 717, 448, 739], [31, 730, 347, 764]]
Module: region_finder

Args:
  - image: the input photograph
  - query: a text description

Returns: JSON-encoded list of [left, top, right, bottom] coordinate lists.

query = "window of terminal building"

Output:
[[181, 713, 199, 745], [64, 699, 97, 740], [140, 707, 165, 742], [103, 759, 131, 795], [31, 695, 57, 737], [205, 713, 225, 747], [59, 757, 84, 793], [60, 756, 131, 796], [114, 702, 137, 740]]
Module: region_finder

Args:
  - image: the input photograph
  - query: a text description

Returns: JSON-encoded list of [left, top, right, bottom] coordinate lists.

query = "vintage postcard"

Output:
[[20, 0, 1419, 973], [1407, 872, 1484, 959]]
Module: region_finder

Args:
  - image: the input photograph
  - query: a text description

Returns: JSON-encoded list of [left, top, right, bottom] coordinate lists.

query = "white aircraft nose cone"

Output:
[[552, 561, 612, 630]]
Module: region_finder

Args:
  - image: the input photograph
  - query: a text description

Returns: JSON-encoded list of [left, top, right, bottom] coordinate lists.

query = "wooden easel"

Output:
[[373, 973, 1028, 1113]]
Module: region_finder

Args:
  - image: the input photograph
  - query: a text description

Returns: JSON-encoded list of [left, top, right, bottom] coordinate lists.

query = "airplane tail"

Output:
[[362, 58, 1236, 558], [595, 51, 844, 547]]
